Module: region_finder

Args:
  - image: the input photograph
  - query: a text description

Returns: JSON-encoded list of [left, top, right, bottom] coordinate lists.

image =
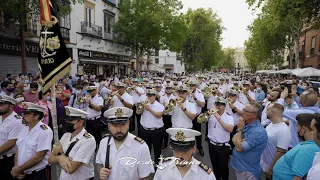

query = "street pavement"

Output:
[[51, 123, 237, 180]]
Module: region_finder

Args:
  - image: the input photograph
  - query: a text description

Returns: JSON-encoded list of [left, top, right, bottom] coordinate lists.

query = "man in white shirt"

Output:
[[160, 84, 176, 149], [97, 107, 154, 180], [261, 90, 281, 127], [139, 89, 165, 164], [0, 94, 24, 180], [154, 128, 217, 180], [208, 97, 234, 180], [189, 81, 206, 156], [11, 102, 53, 180], [307, 114, 320, 179], [49, 107, 96, 180], [260, 103, 291, 180], [171, 85, 196, 129]]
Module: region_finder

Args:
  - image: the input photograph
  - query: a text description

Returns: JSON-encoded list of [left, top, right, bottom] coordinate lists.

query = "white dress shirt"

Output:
[[95, 133, 154, 180], [85, 95, 103, 119], [208, 112, 234, 144], [172, 100, 196, 128], [130, 87, 144, 105], [16, 121, 53, 173], [154, 157, 216, 180], [307, 152, 320, 180], [207, 95, 216, 110], [160, 94, 176, 115], [59, 128, 96, 180], [0, 112, 24, 157], [110, 92, 133, 108], [188, 89, 205, 115], [226, 101, 244, 125], [140, 101, 165, 129]]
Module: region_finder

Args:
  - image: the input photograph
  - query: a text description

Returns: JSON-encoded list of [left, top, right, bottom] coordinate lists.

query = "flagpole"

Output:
[[50, 84, 61, 177]]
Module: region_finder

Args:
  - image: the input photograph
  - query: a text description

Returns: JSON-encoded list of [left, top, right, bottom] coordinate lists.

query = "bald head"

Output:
[[300, 91, 318, 107]]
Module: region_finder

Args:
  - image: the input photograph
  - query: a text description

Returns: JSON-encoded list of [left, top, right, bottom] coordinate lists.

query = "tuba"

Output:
[[163, 97, 184, 115], [197, 109, 218, 123], [136, 100, 150, 115]]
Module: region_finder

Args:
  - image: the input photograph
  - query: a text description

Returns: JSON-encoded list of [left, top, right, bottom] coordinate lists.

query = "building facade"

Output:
[[0, 0, 131, 77], [233, 47, 250, 75], [299, 28, 320, 68], [149, 50, 185, 74]]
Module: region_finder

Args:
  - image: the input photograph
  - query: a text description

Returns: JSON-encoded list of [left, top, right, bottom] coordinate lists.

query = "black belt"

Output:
[[210, 140, 230, 147], [0, 153, 15, 160], [27, 165, 50, 175], [142, 126, 164, 131], [87, 116, 101, 121]]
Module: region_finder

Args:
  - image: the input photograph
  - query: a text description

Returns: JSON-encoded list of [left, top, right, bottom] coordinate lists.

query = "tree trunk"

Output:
[[20, 0, 26, 74]]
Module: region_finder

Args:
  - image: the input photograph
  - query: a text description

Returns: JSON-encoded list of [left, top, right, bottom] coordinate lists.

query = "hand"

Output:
[[229, 103, 235, 109], [116, 93, 121, 99], [58, 155, 72, 173], [266, 168, 273, 180], [178, 103, 184, 110], [214, 112, 221, 120], [280, 87, 288, 99], [145, 105, 151, 112], [237, 117, 245, 131], [192, 93, 196, 99], [100, 166, 112, 180], [52, 142, 63, 155], [243, 90, 248, 96], [16, 173, 26, 179], [11, 166, 22, 178]]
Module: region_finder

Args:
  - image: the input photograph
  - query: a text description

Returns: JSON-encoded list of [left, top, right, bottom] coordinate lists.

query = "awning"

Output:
[[80, 58, 130, 65]]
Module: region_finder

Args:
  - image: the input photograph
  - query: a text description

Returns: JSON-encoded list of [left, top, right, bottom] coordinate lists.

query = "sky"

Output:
[[181, 0, 257, 48]]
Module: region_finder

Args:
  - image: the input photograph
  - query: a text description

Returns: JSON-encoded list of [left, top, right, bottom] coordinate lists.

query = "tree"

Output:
[[182, 8, 224, 72], [113, 0, 187, 70], [219, 48, 236, 70]]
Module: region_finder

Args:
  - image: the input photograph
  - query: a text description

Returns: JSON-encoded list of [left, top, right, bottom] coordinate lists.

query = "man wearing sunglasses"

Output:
[[12, 102, 53, 180], [49, 106, 96, 180]]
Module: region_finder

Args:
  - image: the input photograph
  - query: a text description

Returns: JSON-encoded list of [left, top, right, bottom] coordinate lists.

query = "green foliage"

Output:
[[182, 8, 224, 72], [219, 48, 236, 69], [113, 0, 187, 60]]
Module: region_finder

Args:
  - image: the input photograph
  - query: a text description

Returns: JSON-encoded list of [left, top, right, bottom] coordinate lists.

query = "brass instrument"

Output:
[[226, 98, 233, 104], [197, 109, 219, 123], [188, 89, 194, 94], [203, 87, 217, 99], [76, 95, 85, 105], [136, 100, 150, 115], [163, 97, 184, 115], [104, 91, 118, 106]]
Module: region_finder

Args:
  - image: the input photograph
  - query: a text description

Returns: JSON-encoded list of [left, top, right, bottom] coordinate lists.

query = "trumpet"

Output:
[[163, 97, 184, 115], [104, 91, 118, 106], [197, 109, 219, 123], [136, 100, 150, 115], [76, 95, 85, 105], [203, 87, 217, 99], [188, 89, 194, 94], [226, 98, 233, 104]]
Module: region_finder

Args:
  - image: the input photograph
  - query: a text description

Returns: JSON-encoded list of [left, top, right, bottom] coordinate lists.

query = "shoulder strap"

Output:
[[104, 136, 112, 168], [65, 138, 79, 157]]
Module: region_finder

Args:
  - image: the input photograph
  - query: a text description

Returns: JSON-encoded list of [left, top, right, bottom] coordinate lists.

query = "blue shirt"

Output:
[[273, 140, 320, 180], [255, 90, 265, 103], [230, 120, 268, 179]]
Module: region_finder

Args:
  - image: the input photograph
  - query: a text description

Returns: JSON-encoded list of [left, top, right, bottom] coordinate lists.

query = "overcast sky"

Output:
[[181, 0, 256, 48]]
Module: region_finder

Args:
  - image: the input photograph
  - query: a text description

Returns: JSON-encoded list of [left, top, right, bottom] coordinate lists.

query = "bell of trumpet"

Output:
[[188, 89, 194, 94], [104, 91, 118, 106], [197, 109, 218, 123], [76, 96, 85, 105], [163, 97, 184, 115], [203, 88, 217, 99], [126, 87, 132, 93], [136, 100, 150, 115]]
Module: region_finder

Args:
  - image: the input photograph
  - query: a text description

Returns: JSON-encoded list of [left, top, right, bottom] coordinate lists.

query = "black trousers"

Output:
[[139, 127, 165, 164], [192, 115, 202, 149], [23, 166, 51, 180], [130, 106, 137, 132], [162, 115, 172, 146], [229, 126, 238, 150], [86, 119, 102, 148], [209, 143, 230, 180], [134, 106, 142, 136], [0, 155, 14, 180]]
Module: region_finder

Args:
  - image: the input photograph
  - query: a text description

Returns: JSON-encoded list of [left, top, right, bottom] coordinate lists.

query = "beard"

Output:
[[0, 108, 9, 115], [112, 130, 128, 141]]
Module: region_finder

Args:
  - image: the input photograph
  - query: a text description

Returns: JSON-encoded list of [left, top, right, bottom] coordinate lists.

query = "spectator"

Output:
[[5, 73, 12, 81], [38, 90, 53, 128], [307, 113, 320, 179], [57, 82, 71, 106], [0, 81, 15, 97], [273, 113, 320, 180], [13, 91, 25, 115], [284, 94, 299, 110], [255, 83, 266, 104], [55, 90, 66, 139], [23, 82, 39, 103], [230, 102, 268, 180]]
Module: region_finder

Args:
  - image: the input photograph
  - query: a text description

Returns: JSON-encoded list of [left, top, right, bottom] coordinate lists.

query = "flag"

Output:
[[38, 0, 72, 93]]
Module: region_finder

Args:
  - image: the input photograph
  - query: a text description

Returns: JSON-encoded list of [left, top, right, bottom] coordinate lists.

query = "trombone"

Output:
[[136, 100, 150, 115], [197, 109, 219, 123], [163, 97, 184, 115]]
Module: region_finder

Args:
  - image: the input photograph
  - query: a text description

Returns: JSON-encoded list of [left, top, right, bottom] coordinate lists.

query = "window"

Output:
[[104, 13, 114, 33], [60, 14, 71, 40], [84, 0, 95, 26], [85, 7, 92, 26], [311, 36, 316, 49]]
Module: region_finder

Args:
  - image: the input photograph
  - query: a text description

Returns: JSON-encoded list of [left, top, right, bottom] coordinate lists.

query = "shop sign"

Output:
[[0, 36, 39, 57], [78, 49, 91, 58]]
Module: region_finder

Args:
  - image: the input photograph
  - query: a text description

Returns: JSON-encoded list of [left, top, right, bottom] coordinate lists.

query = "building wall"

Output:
[[299, 28, 320, 68], [149, 50, 185, 74], [233, 47, 250, 74]]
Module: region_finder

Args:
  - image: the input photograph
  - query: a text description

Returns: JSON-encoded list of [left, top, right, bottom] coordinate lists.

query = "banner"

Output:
[[38, 0, 72, 93]]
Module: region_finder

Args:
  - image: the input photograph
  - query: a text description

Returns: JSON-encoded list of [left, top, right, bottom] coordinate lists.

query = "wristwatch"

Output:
[[57, 152, 63, 156], [182, 108, 187, 111], [194, 98, 198, 101]]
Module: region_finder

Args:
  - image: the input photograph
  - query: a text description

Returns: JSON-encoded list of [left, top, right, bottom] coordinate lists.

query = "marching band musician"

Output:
[[188, 81, 206, 156], [68, 84, 86, 110], [160, 84, 176, 149], [154, 128, 216, 180], [96, 107, 154, 180], [139, 89, 165, 164], [226, 89, 245, 149], [155, 84, 164, 102], [171, 85, 196, 129], [218, 79, 227, 97], [198, 75, 207, 90], [49, 107, 96, 180], [238, 81, 254, 106], [84, 85, 104, 148], [12, 102, 53, 180], [208, 98, 234, 180], [0, 94, 24, 180], [109, 82, 134, 109], [129, 79, 145, 133]]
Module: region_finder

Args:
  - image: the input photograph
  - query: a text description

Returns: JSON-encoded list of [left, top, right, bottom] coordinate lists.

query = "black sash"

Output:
[[65, 139, 79, 157], [104, 136, 112, 168]]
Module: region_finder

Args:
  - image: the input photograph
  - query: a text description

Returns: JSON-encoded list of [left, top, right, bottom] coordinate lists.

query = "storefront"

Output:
[[77, 49, 130, 76], [0, 35, 72, 77]]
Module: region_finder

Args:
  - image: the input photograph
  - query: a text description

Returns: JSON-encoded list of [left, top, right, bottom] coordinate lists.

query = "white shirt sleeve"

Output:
[[37, 129, 53, 152], [276, 129, 291, 150], [225, 115, 234, 126], [137, 144, 155, 178], [8, 120, 24, 140], [72, 138, 96, 164], [186, 102, 196, 115]]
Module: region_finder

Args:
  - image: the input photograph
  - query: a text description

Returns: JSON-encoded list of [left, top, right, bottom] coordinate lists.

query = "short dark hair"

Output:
[[30, 82, 39, 89], [249, 102, 262, 120], [1, 81, 13, 88], [296, 113, 314, 131]]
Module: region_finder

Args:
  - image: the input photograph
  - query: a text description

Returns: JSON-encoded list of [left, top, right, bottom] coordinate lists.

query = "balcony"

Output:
[[80, 21, 102, 38], [60, 27, 70, 41], [103, 31, 113, 41]]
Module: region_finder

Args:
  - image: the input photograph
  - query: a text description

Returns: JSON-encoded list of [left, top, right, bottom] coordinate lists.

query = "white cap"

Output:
[[167, 128, 201, 142], [146, 89, 157, 95], [22, 102, 46, 113], [0, 94, 18, 105], [87, 86, 98, 91], [65, 106, 89, 119], [215, 97, 228, 104], [104, 107, 133, 124], [115, 82, 126, 87]]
